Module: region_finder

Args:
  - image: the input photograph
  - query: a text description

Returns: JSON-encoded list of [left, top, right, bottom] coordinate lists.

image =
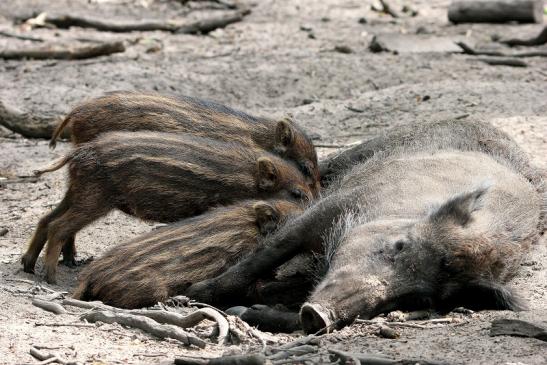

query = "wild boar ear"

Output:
[[253, 202, 279, 235], [430, 185, 490, 226], [276, 118, 295, 148], [257, 157, 279, 191]]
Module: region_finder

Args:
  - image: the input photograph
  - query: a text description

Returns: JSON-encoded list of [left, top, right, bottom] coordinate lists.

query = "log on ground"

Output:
[[19, 10, 250, 34], [448, 0, 544, 24], [0, 100, 65, 139], [0, 40, 125, 60]]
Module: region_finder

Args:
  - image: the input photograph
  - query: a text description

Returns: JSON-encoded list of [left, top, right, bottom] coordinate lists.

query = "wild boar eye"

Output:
[[290, 188, 309, 202], [394, 240, 405, 251], [299, 161, 312, 178]]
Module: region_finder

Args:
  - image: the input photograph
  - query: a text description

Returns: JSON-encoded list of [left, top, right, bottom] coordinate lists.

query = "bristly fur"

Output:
[[49, 91, 320, 196], [73, 199, 303, 309], [22, 131, 312, 283]]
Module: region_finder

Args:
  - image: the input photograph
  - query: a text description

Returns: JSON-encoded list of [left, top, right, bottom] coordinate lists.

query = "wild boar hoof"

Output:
[[21, 255, 36, 274], [225, 306, 249, 317], [300, 302, 333, 334]]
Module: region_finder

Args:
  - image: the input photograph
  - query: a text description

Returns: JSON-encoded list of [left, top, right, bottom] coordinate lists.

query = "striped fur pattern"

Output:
[[73, 199, 303, 309], [50, 91, 320, 195], [22, 131, 312, 284]]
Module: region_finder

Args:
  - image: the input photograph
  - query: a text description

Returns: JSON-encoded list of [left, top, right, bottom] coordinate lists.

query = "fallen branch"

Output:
[[20, 10, 249, 34], [0, 175, 40, 185], [62, 298, 113, 310], [490, 318, 547, 341], [456, 41, 547, 58], [328, 349, 447, 365], [268, 345, 318, 361], [175, 9, 250, 34], [0, 100, 62, 139], [0, 30, 44, 42], [29, 347, 75, 365], [378, 0, 400, 18], [175, 354, 266, 365], [500, 26, 547, 47], [131, 307, 230, 345], [64, 298, 229, 344], [32, 299, 67, 315], [475, 57, 527, 67], [35, 322, 95, 328], [448, 0, 544, 24], [0, 40, 125, 60], [82, 310, 206, 348]]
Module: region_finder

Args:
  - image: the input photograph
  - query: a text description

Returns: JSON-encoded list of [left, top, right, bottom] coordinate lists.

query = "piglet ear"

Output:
[[253, 202, 279, 235], [257, 157, 279, 191], [430, 185, 490, 226], [276, 118, 295, 148]]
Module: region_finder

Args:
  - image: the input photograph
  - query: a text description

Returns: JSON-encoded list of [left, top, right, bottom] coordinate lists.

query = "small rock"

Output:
[[0, 228, 8, 236], [334, 45, 353, 54], [378, 325, 399, 339], [358, 17, 368, 24], [300, 25, 313, 32]]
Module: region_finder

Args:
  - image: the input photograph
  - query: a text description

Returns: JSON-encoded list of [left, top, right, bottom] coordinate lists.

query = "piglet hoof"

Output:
[[21, 255, 36, 274], [300, 302, 333, 334], [61, 257, 77, 268], [44, 269, 57, 285]]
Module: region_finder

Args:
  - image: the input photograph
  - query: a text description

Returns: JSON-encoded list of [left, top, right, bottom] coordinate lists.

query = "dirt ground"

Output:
[[1, 0, 546, 364]]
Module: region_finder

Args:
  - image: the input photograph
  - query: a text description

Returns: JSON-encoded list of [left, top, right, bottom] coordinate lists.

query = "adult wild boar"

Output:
[[184, 120, 545, 334], [49, 91, 321, 195]]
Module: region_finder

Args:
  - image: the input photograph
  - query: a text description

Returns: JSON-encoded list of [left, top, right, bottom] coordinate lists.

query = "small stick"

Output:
[[276, 334, 320, 350], [456, 41, 547, 59], [32, 299, 67, 315], [268, 345, 318, 361], [175, 354, 266, 365], [35, 322, 95, 328], [29, 347, 74, 365], [0, 41, 125, 60], [501, 26, 547, 47], [62, 298, 113, 311], [475, 57, 528, 67], [0, 30, 44, 42], [379, 0, 399, 18], [82, 310, 206, 348]]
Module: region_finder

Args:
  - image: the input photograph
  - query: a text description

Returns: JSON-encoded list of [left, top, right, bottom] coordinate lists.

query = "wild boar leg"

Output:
[[43, 188, 111, 284], [21, 195, 71, 273], [184, 192, 352, 306], [60, 237, 77, 267]]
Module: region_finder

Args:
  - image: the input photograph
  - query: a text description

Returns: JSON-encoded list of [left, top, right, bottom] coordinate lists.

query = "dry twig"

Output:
[[0, 30, 44, 42], [32, 298, 67, 315], [500, 26, 547, 47], [0, 41, 125, 60]]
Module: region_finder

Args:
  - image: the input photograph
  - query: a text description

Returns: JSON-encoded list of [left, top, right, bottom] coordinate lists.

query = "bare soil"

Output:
[[0, 1, 546, 364]]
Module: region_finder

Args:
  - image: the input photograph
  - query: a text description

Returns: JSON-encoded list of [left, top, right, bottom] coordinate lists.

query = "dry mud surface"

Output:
[[1, 1, 546, 364]]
